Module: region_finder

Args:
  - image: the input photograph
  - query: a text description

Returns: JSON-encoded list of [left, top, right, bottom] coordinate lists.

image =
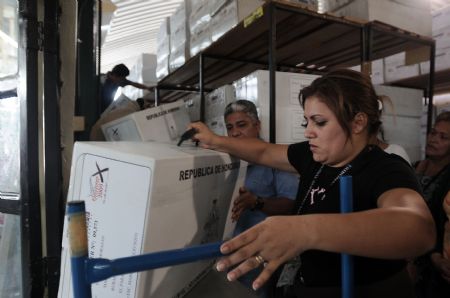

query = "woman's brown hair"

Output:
[[299, 69, 382, 139]]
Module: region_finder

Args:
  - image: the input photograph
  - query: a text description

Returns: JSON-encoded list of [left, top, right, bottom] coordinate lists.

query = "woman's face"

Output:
[[303, 96, 353, 166], [425, 120, 450, 160], [225, 111, 260, 139]]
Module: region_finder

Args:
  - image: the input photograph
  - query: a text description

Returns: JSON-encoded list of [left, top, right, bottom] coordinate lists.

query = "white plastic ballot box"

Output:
[[101, 100, 191, 142], [58, 141, 247, 298]]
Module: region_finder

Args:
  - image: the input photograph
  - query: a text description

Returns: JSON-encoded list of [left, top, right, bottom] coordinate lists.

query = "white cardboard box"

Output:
[[234, 70, 319, 144], [170, 0, 190, 53], [418, 47, 450, 74], [156, 55, 169, 80], [384, 52, 420, 82], [374, 85, 423, 117], [102, 100, 191, 142], [432, 5, 450, 32], [374, 85, 423, 162], [205, 84, 236, 121], [433, 25, 450, 50], [331, 0, 432, 37], [210, 0, 264, 42], [58, 141, 247, 298]]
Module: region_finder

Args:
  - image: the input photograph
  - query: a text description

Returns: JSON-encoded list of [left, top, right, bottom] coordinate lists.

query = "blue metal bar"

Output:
[[340, 176, 354, 298], [67, 201, 92, 298], [86, 241, 223, 283], [67, 202, 225, 298]]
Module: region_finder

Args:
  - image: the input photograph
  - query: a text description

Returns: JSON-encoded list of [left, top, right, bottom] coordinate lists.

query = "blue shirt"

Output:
[[233, 164, 299, 236]]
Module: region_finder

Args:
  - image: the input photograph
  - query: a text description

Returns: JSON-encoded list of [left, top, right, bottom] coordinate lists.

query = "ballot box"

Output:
[[58, 141, 246, 298], [101, 100, 191, 142]]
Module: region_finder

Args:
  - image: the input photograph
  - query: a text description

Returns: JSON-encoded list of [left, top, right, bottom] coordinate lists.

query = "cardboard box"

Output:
[[185, 94, 201, 122], [170, 0, 190, 53], [157, 37, 170, 63], [156, 55, 169, 80], [418, 47, 450, 74], [384, 52, 419, 82], [206, 116, 227, 136], [156, 17, 170, 63], [189, 0, 212, 34], [205, 85, 236, 121], [433, 25, 450, 50], [432, 5, 450, 32], [57, 141, 246, 298], [374, 85, 423, 162], [330, 0, 432, 36], [101, 100, 191, 142], [350, 59, 384, 84], [233, 70, 319, 144], [210, 0, 264, 42], [374, 85, 423, 117], [169, 42, 190, 72], [189, 25, 211, 57], [381, 114, 421, 163]]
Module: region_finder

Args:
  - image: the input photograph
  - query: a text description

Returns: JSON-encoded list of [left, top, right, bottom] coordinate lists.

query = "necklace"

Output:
[[296, 163, 352, 215], [278, 163, 353, 288]]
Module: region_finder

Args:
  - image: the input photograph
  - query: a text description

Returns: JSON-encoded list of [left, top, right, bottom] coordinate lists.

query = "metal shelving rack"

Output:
[[155, 0, 436, 141]]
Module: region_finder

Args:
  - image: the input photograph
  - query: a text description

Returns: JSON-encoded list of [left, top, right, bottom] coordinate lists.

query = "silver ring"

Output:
[[254, 255, 265, 265]]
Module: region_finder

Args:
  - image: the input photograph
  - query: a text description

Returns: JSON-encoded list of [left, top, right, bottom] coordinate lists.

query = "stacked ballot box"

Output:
[[58, 141, 246, 298], [101, 100, 191, 143]]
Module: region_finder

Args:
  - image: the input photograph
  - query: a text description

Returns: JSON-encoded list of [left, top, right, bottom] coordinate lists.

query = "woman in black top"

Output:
[[188, 69, 435, 297]]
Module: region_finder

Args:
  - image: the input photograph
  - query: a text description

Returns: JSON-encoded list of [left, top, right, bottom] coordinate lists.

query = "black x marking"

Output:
[[92, 162, 109, 183]]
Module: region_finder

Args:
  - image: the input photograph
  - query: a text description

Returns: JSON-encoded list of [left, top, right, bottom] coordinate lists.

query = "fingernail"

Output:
[[227, 272, 236, 281], [216, 262, 225, 272], [253, 282, 260, 291], [220, 244, 230, 254]]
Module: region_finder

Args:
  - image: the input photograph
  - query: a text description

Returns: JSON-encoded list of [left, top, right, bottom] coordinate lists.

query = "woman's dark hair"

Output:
[[299, 69, 382, 139], [111, 63, 130, 77]]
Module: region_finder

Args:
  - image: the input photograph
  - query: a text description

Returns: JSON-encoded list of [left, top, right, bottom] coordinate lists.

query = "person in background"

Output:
[[224, 100, 298, 297], [412, 111, 450, 298], [188, 69, 435, 298], [100, 63, 154, 114]]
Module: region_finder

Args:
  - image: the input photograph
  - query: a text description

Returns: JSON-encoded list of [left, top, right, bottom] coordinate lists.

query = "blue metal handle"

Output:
[[68, 200, 225, 298], [67, 201, 92, 298], [86, 241, 224, 283], [340, 176, 354, 298]]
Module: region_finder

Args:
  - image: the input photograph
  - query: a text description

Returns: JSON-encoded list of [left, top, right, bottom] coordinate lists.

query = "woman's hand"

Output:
[[188, 122, 220, 150], [216, 216, 307, 290], [231, 187, 257, 222]]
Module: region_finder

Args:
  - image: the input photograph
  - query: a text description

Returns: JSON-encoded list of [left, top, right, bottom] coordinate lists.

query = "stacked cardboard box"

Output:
[[204, 85, 236, 136], [169, 0, 191, 72], [374, 85, 423, 162], [420, 5, 450, 75], [156, 18, 170, 80], [327, 0, 432, 37], [101, 100, 191, 143]]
